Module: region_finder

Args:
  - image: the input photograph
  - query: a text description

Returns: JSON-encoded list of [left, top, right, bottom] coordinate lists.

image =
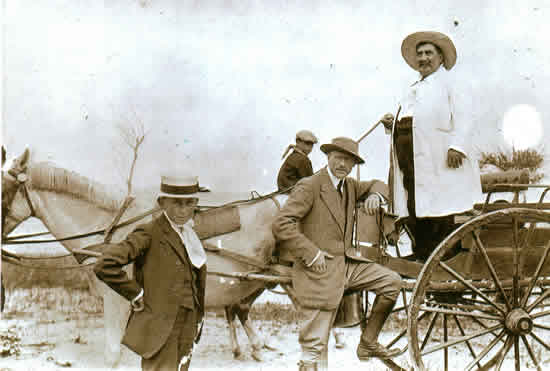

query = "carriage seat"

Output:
[[479, 169, 529, 194]]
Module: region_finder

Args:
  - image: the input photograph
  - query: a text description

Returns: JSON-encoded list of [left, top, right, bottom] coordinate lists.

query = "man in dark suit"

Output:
[[273, 137, 402, 371], [94, 175, 207, 371], [277, 130, 318, 191]]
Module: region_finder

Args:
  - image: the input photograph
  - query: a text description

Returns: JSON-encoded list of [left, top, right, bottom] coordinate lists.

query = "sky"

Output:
[[3, 0, 550, 195]]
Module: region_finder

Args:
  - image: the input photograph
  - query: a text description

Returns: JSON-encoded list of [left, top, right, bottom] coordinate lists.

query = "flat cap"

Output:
[[296, 130, 318, 144]]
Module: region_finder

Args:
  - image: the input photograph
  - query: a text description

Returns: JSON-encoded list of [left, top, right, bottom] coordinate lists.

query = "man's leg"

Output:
[[415, 215, 457, 261], [298, 307, 336, 371], [345, 261, 402, 360]]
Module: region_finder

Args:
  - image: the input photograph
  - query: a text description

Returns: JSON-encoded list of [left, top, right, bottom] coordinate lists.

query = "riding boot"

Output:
[[357, 295, 401, 360], [298, 360, 318, 371]]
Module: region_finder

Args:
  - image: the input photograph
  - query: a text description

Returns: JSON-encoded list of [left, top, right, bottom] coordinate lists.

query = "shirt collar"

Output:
[[416, 64, 444, 83], [293, 147, 308, 157], [163, 211, 193, 232], [326, 166, 344, 189]]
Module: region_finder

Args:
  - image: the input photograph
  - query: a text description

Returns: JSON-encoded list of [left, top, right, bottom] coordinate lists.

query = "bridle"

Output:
[[2, 165, 36, 236]]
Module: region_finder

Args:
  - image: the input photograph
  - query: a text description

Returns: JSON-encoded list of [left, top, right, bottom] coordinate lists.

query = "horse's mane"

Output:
[[28, 162, 126, 212]]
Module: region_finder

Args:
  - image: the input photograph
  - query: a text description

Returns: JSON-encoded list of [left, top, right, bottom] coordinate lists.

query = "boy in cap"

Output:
[[273, 137, 402, 371], [277, 130, 318, 191], [94, 175, 207, 371]]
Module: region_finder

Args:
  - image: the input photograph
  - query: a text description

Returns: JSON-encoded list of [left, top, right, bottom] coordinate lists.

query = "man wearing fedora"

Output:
[[381, 31, 482, 261], [94, 175, 207, 371], [277, 129, 319, 191], [272, 137, 403, 371]]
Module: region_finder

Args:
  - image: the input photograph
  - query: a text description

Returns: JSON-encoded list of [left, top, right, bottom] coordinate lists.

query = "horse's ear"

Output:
[[1, 146, 6, 166], [15, 147, 31, 169]]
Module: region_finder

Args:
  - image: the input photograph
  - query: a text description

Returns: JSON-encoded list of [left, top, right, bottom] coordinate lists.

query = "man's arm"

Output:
[[272, 179, 320, 266], [93, 224, 151, 302], [296, 156, 314, 179]]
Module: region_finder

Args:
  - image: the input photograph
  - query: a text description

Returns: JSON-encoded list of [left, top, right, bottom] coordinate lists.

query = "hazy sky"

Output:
[[3, 0, 549, 194]]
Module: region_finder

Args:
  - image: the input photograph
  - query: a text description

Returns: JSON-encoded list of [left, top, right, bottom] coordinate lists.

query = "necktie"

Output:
[[176, 220, 207, 268], [337, 180, 343, 199]]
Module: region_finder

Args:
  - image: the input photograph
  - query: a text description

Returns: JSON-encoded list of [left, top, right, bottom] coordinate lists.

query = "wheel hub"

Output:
[[505, 308, 533, 335]]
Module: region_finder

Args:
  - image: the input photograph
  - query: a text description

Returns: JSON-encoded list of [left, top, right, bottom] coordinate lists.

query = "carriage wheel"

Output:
[[408, 208, 550, 371]]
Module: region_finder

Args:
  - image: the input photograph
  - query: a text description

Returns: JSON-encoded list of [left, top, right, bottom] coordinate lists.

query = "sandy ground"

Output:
[[2, 305, 550, 371], [0, 309, 415, 371]]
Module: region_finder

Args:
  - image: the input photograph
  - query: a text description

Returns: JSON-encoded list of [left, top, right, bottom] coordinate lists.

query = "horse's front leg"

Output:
[[84, 260, 128, 369], [236, 288, 277, 361], [224, 305, 242, 358]]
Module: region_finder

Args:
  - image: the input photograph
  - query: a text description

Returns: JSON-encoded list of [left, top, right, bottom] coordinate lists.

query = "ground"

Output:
[[0, 309, 413, 371]]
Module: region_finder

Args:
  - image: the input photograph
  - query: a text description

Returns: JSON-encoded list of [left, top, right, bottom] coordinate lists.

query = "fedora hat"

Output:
[[401, 31, 457, 71], [320, 137, 364, 164], [157, 175, 209, 201]]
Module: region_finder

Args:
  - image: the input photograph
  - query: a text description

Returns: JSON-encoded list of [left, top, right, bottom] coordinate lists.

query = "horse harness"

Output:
[[2, 165, 36, 233]]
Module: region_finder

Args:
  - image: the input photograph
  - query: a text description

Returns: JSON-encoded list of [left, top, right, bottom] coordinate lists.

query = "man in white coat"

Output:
[[382, 31, 482, 261]]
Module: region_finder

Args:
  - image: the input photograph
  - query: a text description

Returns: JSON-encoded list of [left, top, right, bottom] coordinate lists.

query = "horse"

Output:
[[2, 148, 287, 367]]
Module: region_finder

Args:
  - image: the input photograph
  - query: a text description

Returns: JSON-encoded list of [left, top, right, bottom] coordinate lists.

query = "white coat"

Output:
[[390, 66, 482, 218]]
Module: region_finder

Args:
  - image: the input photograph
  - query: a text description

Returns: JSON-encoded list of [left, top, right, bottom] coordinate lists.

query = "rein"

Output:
[[2, 187, 286, 272], [2, 207, 160, 245]]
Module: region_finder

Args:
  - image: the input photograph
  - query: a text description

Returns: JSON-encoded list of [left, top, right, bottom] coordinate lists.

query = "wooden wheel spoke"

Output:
[[420, 313, 439, 351], [531, 309, 550, 319], [452, 315, 481, 370], [444, 314, 448, 371], [494, 335, 513, 371], [419, 305, 501, 321], [421, 324, 503, 356], [514, 335, 520, 371], [463, 329, 506, 371], [439, 262, 506, 316], [521, 335, 543, 371], [473, 232, 512, 311], [521, 240, 550, 308], [529, 331, 550, 351], [387, 310, 429, 349], [471, 317, 505, 343], [533, 323, 550, 331], [527, 288, 550, 313], [512, 217, 520, 307]]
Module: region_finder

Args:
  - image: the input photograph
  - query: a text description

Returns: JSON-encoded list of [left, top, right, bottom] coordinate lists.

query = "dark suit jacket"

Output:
[[94, 214, 206, 359], [277, 150, 314, 190], [272, 167, 388, 310]]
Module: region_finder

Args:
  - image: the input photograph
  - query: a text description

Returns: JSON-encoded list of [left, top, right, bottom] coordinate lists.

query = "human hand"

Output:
[[363, 194, 381, 215], [131, 296, 145, 312], [447, 149, 466, 169], [380, 113, 394, 130], [310, 251, 334, 273]]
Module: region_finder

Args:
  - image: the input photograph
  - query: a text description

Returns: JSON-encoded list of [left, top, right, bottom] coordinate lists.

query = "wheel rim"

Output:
[[408, 208, 550, 371]]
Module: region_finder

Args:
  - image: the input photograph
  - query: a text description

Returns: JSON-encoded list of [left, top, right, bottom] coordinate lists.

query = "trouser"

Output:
[[299, 261, 401, 367], [394, 121, 457, 261], [142, 307, 199, 371]]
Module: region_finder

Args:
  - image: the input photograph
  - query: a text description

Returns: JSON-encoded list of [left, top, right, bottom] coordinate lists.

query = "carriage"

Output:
[[2, 149, 550, 371]]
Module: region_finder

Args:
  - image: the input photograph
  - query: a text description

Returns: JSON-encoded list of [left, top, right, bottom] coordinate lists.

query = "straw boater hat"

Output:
[[401, 31, 457, 71], [320, 137, 365, 164], [157, 175, 209, 201]]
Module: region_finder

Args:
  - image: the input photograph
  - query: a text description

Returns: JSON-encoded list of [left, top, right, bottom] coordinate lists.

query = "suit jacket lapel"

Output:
[[344, 178, 356, 237], [319, 168, 345, 236], [159, 214, 188, 263]]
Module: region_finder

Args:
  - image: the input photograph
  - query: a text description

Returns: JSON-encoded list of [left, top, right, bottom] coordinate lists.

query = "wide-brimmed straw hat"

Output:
[[296, 130, 318, 144], [401, 31, 457, 71], [157, 175, 209, 201], [320, 137, 364, 164]]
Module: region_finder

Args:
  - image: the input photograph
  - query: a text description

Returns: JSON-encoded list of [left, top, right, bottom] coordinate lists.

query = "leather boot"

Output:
[[298, 360, 318, 371], [357, 295, 402, 360]]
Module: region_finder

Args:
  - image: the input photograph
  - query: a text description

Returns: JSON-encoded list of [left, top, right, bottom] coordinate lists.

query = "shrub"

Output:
[[479, 148, 545, 183]]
